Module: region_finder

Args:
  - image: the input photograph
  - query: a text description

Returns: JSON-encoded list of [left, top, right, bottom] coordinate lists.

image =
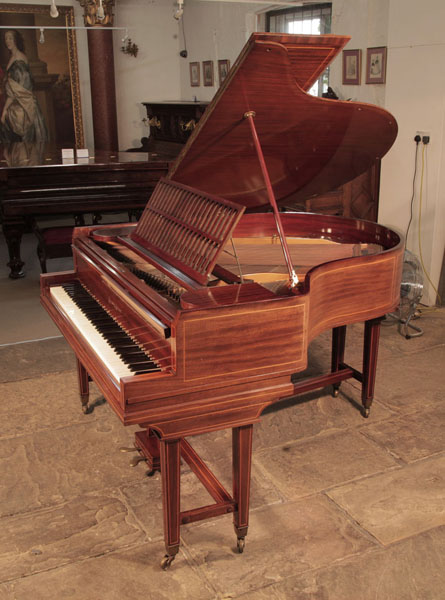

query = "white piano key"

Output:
[[50, 285, 134, 382]]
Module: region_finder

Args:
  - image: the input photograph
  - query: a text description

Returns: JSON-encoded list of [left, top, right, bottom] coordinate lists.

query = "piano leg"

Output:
[[160, 438, 181, 570], [76, 358, 90, 414], [361, 317, 382, 418], [232, 424, 253, 553], [331, 325, 347, 397]]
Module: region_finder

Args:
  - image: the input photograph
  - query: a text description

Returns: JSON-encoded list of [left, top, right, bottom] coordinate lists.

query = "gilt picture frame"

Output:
[[342, 49, 361, 85], [0, 3, 84, 148], [366, 46, 387, 84], [189, 61, 200, 87], [202, 60, 214, 87]]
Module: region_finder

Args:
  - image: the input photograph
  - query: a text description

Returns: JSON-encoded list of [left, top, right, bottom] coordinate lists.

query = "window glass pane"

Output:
[[266, 3, 332, 97]]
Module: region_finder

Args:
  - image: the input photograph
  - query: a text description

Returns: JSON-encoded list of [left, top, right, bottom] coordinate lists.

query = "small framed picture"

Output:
[[366, 47, 387, 84], [202, 60, 214, 87], [189, 62, 200, 87], [218, 59, 230, 86], [342, 49, 361, 85]]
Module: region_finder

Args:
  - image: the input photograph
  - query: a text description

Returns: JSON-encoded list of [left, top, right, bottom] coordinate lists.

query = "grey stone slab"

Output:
[[238, 525, 445, 600], [254, 429, 398, 500], [379, 307, 445, 356], [362, 404, 445, 462], [0, 491, 144, 582], [254, 383, 393, 452], [181, 495, 375, 597], [0, 418, 141, 517], [120, 455, 283, 543], [327, 454, 445, 545], [0, 338, 76, 383], [0, 542, 215, 600], [0, 371, 106, 439], [373, 345, 445, 412]]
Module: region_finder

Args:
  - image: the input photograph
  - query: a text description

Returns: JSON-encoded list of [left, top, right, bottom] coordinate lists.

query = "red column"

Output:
[[87, 28, 119, 151]]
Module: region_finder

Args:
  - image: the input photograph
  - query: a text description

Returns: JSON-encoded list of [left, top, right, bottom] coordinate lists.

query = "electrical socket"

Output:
[[416, 130, 431, 144]]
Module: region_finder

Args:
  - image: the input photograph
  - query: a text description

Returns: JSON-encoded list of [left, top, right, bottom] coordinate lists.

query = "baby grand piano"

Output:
[[40, 33, 403, 569]]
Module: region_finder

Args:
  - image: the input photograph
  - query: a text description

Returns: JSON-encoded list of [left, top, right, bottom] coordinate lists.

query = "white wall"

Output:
[[177, 0, 263, 102], [330, 0, 389, 107], [113, 0, 182, 149], [329, 0, 444, 305], [379, 0, 445, 305]]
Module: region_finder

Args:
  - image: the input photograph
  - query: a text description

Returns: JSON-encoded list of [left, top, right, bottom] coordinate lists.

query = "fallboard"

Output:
[[130, 178, 245, 285]]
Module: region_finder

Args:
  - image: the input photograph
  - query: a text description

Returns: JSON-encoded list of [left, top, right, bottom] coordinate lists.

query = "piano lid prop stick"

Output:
[[243, 111, 299, 289]]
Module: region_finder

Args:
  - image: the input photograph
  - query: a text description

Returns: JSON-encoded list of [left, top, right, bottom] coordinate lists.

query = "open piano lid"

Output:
[[167, 32, 398, 210], [130, 33, 397, 288]]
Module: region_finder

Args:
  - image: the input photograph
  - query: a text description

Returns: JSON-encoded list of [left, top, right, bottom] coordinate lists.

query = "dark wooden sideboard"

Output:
[[135, 101, 209, 155], [0, 145, 170, 278]]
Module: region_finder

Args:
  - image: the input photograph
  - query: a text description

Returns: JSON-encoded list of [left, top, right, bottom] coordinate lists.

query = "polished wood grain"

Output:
[[39, 33, 404, 568], [169, 34, 397, 210]]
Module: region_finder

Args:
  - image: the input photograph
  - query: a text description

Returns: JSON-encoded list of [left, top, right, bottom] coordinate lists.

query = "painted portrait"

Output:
[[0, 3, 83, 149]]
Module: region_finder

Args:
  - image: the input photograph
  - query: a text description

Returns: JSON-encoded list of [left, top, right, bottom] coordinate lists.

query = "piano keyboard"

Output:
[[50, 282, 162, 382]]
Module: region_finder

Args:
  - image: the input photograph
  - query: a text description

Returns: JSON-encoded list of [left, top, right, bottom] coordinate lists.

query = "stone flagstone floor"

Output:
[[0, 232, 444, 599]]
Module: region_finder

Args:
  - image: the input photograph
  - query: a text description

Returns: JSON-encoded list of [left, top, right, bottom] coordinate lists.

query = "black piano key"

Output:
[[61, 282, 161, 374]]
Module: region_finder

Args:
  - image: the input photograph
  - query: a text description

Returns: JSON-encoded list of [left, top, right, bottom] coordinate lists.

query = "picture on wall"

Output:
[[189, 61, 200, 87], [0, 3, 84, 155], [366, 46, 387, 84], [218, 59, 230, 86], [342, 49, 361, 85], [202, 60, 214, 87]]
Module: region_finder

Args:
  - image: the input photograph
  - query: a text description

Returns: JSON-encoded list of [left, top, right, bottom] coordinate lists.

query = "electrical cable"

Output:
[[417, 143, 442, 306], [181, 10, 187, 56], [405, 139, 419, 244]]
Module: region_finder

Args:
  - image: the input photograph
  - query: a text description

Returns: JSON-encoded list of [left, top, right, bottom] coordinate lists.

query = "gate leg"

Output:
[[362, 317, 382, 418], [331, 325, 347, 397]]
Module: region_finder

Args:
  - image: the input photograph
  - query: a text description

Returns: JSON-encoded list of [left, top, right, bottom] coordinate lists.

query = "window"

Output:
[[267, 3, 332, 97]]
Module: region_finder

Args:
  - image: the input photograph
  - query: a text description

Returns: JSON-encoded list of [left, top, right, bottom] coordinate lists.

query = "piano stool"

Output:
[[34, 225, 76, 274], [33, 211, 137, 273]]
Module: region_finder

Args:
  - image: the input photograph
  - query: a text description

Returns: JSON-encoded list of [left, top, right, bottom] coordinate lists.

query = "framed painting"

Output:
[[366, 46, 387, 84], [217, 59, 230, 86], [0, 3, 84, 148], [189, 61, 200, 87], [342, 49, 361, 85], [202, 60, 214, 87]]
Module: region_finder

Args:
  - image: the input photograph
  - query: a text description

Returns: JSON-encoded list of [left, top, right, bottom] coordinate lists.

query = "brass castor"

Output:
[[362, 407, 370, 418], [237, 537, 245, 553], [81, 404, 89, 414], [161, 554, 175, 570], [332, 387, 339, 398]]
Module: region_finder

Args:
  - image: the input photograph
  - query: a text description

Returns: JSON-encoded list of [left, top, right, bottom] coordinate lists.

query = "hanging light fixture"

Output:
[[174, 0, 184, 20], [49, 0, 59, 18], [97, 0, 105, 20]]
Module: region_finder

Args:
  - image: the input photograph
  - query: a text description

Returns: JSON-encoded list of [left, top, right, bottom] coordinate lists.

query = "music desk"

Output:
[[0, 147, 170, 279]]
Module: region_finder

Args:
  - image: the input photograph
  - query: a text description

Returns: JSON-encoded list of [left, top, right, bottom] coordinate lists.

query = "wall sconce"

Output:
[[121, 37, 138, 57]]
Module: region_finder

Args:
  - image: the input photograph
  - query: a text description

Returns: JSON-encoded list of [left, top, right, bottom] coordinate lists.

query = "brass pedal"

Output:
[[130, 455, 147, 467], [119, 446, 138, 453]]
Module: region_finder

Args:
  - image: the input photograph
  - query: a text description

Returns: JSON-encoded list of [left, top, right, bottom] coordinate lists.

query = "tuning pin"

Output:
[[39, 28, 45, 44], [50, 0, 59, 18]]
